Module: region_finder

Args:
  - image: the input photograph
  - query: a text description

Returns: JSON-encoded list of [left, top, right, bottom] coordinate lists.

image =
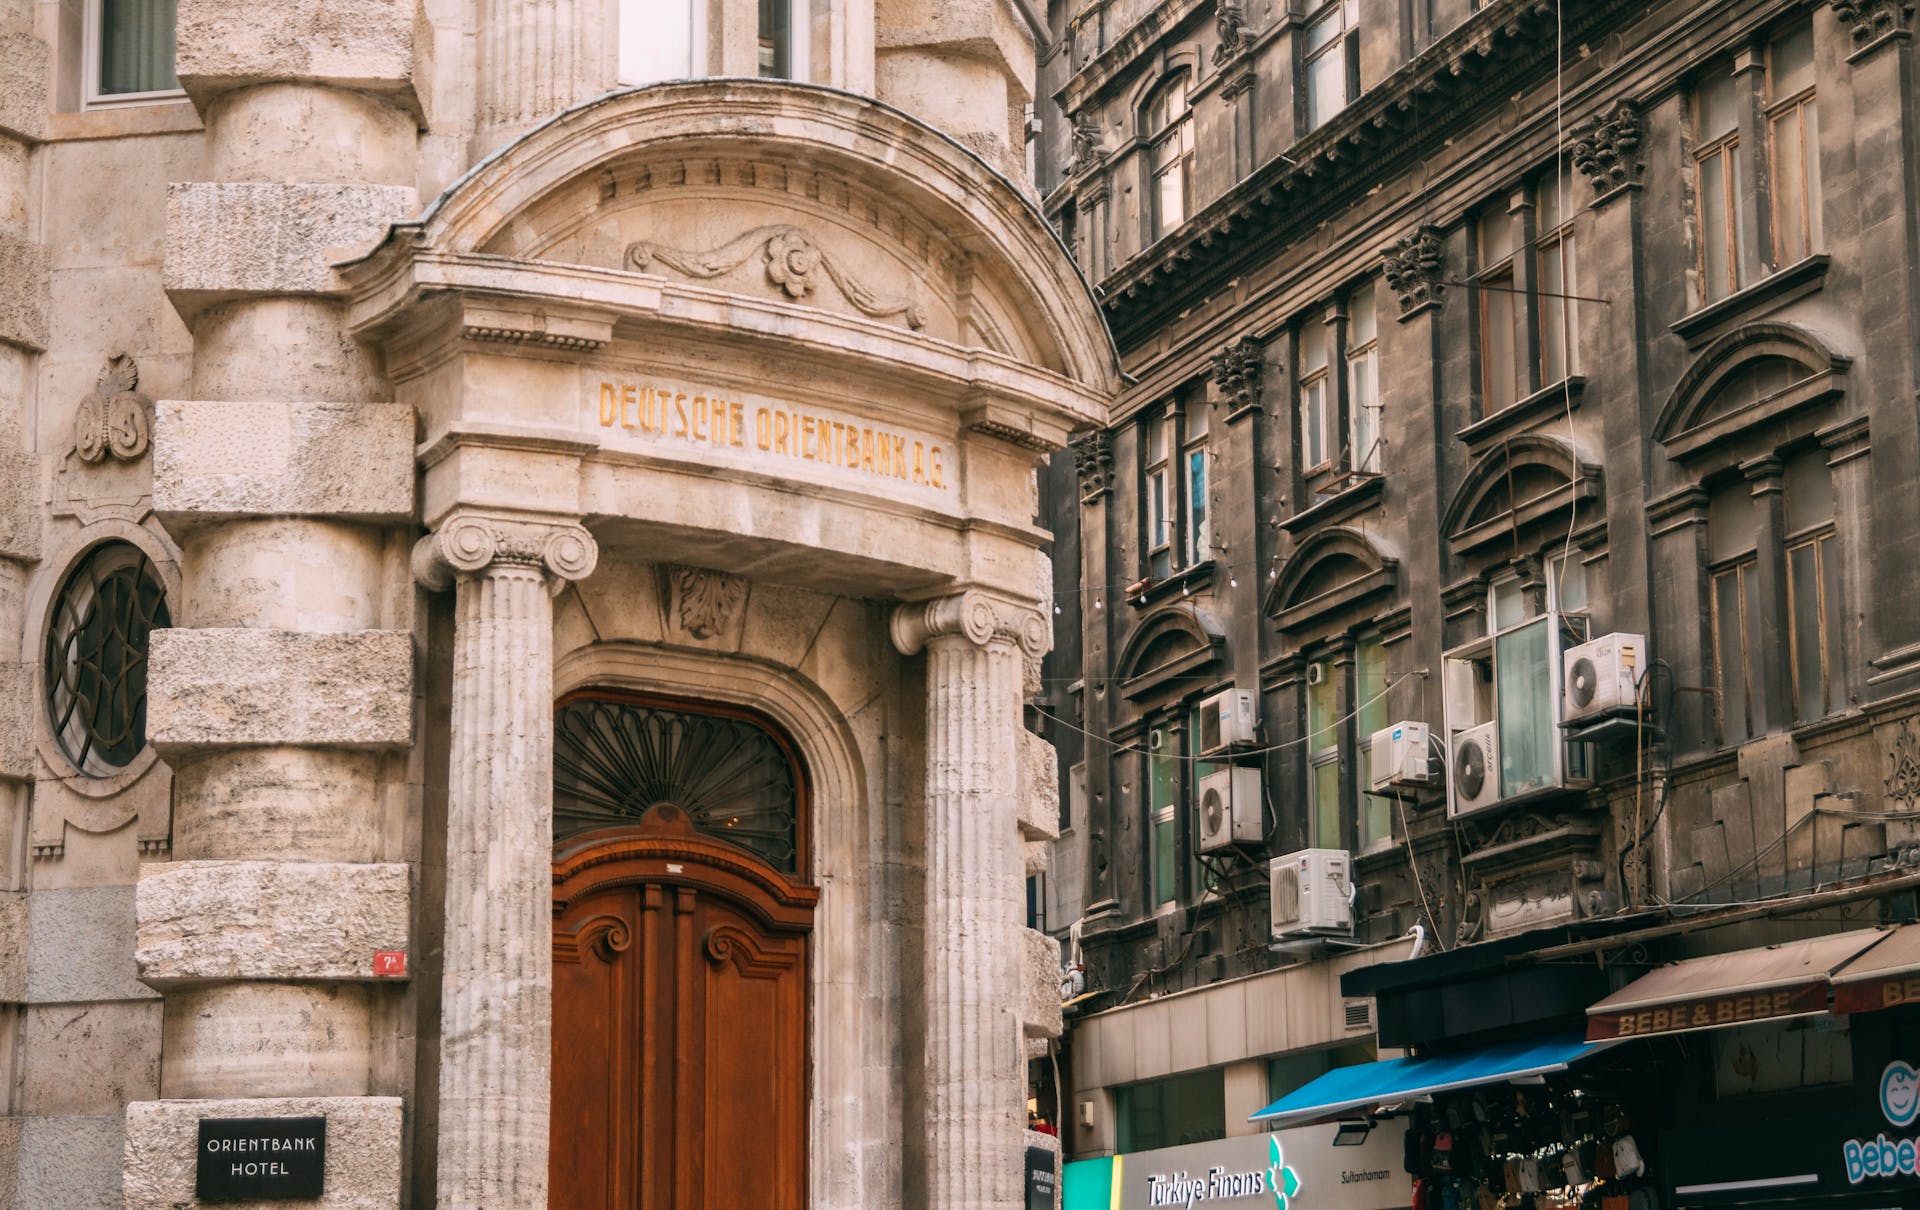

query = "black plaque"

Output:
[[1025, 1144, 1057, 1210], [195, 1116, 327, 1202]]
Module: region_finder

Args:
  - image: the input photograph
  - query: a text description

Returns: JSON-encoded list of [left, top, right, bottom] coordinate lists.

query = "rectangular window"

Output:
[[1708, 480, 1761, 745], [620, 0, 696, 85], [1184, 403, 1209, 561], [1695, 69, 1748, 303], [759, 0, 790, 78], [1536, 161, 1580, 384], [1785, 449, 1842, 723], [1149, 77, 1194, 238], [1767, 25, 1822, 265], [1145, 415, 1172, 579], [92, 0, 179, 100], [1303, 0, 1358, 131], [1115, 1068, 1226, 1152], [1299, 322, 1331, 471], [1345, 282, 1381, 474], [1476, 205, 1525, 412], [1354, 638, 1390, 849], [1149, 727, 1179, 906], [1307, 667, 1340, 848], [1495, 617, 1554, 795]]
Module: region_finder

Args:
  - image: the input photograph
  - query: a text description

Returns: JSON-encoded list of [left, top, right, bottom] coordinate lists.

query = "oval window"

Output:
[[43, 542, 170, 776]]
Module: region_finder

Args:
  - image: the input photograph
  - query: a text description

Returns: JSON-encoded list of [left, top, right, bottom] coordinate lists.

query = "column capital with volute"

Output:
[[889, 589, 1050, 659], [411, 513, 598, 592]]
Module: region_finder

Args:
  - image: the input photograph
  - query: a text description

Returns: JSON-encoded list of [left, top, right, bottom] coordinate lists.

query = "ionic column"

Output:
[[893, 591, 1048, 1210], [413, 514, 597, 1210]]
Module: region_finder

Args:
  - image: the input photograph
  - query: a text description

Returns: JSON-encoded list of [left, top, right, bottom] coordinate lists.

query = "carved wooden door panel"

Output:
[[550, 805, 815, 1210]]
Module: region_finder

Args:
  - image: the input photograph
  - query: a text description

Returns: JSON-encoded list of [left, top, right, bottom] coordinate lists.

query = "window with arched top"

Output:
[[1143, 72, 1194, 237], [552, 693, 805, 873]]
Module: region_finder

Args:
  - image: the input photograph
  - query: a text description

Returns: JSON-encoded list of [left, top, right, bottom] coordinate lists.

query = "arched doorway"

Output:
[[548, 692, 817, 1208]]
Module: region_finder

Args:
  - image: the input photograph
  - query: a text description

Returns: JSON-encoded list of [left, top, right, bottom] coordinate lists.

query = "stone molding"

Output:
[[411, 514, 599, 592], [124, 1096, 403, 1209], [1071, 429, 1114, 503], [173, 0, 424, 117], [1571, 100, 1644, 199], [164, 181, 419, 313], [1381, 224, 1447, 318], [1833, 0, 1915, 50], [0, 230, 50, 352], [890, 590, 1049, 659], [135, 861, 409, 986], [147, 629, 413, 751]]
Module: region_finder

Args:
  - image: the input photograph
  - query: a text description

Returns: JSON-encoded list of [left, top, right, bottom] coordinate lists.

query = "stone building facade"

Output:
[[1035, 0, 1920, 1164], [0, 1, 1114, 1206]]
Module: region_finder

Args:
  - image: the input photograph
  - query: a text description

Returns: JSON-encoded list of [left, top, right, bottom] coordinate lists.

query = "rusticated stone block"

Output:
[[0, 27, 49, 143], [1022, 925, 1062, 1040], [25, 885, 159, 1003], [154, 400, 414, 523], [1017, 728, 1060, 841], [0, 232, 49, 352], [164, 182, 417, 312], [0, 661, 30, 781], [147, 629, 412, 750], [125, 1096, 402, 1209], [0, 447, 37, 562], [175, 0, 422, 114], [136, 860, 408, 985], [0, 891, 22, 1002]]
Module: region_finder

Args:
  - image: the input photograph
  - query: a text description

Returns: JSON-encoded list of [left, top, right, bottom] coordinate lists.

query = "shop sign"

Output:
[[1843, 1060, 1920, 1185], [1028, 1145, 1059, 1210], [195, 1116, 326, 1201], [1063, 1121, 1406, 1210], [1585, 981, 1824, 1040], [1835, 972, 1920, 1016]]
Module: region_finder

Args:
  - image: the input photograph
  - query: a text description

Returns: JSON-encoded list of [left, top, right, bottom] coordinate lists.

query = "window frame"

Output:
[[1301, 0, 1360, 133], [1474, 201, 1526, 414], [1297, 318, 1334, 476], [1692, 68, 1748, 304], [1765, 26, 1822, 267], [1343, 281, 1381, 476], [1145, 73, 1195, 239], [84, 0, 183, 109], [1143, 410, 1174, 580], [1535, 161, 1581, 387], [1183, 403, 1210, 563], [618, 0, 702, 85]]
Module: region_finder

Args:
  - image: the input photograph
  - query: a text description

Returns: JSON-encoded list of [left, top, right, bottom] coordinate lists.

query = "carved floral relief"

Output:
[[625, 225, 928, 330], [74, 354, 151, 465]]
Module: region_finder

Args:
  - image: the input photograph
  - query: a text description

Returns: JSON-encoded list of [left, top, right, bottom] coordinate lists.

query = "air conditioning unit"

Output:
[[1368, 721, 1436, 792], [1562, 632, 1646, 723], [1270, 848, 1353, 939], [1305, 662, 1327, 686], [1196, 689, 1257, 754], [1449, 721, 1501, 816], [1197, 766, 1263, 851]]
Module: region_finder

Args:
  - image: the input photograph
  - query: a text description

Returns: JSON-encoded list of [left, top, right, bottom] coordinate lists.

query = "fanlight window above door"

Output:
[[553, 696, 801, 873]]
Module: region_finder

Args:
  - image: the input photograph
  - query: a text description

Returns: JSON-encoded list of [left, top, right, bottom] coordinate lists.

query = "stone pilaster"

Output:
[[413, 514, 596, 1210], [893, 591, 1048, 1210], [473, 0, 616, 161]]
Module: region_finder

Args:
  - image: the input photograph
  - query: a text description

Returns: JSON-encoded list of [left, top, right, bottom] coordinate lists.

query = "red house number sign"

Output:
[[373, 951, 407, 977]]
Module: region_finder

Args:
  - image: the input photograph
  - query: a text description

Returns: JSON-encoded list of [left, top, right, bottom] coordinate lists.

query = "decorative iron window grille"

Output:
[[553, 697, 801, 872], [44, 541, 170, 776]]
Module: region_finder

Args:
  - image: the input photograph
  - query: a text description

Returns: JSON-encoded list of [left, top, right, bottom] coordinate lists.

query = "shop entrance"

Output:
[[547, 693, 817, 1208]]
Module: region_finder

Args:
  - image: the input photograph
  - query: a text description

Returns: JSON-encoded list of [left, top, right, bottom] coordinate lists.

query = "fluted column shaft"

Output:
[[895, 591, 1049, 1210], [416, 514, 596, 1210]]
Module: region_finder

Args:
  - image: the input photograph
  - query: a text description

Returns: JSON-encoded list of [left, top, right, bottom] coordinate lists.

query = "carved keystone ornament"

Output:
[[74, 353, 151, 464]]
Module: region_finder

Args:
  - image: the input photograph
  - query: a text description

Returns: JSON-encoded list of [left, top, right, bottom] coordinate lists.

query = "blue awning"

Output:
[[1249, 1031, 1614, 1127]]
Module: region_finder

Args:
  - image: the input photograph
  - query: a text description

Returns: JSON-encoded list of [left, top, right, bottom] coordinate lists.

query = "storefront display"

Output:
[[1403, 1080, 1660, 1210], [1063, 1121, 1409, 1210]]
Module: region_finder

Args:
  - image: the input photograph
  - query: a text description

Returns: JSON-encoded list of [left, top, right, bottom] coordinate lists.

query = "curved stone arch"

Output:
[[1265, 525, 1401, 635], [1653, 321, 1852, 463], [372, 80, 1120, 393], [1442, 433, 1603, 556], [551, 640, 876, 1207], [1112, 604, 1226, 701]]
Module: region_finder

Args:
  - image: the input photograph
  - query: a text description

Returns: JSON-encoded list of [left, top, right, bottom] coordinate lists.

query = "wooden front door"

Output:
[[550, 804, 816, 1209]]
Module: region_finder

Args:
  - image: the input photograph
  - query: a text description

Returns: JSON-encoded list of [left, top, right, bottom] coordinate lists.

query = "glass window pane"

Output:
[[1355, 640, 1390, 847], [1306, 8, 1343, 52], [1539, 239, 1569, 383], [1116, 1069, 1225, 1152], [1492, 577, 1528, 631], [620, 0, 694, 85], [1495, 618, 1554, 795], [1713, 566, 1754, 744], [1771, 25, 1815, 98], [1481, 274, 1517, 411], [1146, 416, 1166, 462], [758, 0, 790, 78], [1307, 48, 1348, 130], [99, 0, 178, 95], [1773, 110, 1807, 264], [1479, 208, 1514, 266], [1153, 817, 1177, 903], [1729, 143, 1749, 290], [1307, 674, 1336, 752], [1157, 160, 1186, 233], [1806, 101, 1824, 250], [1784, 448, 1834, 532], [1149, 471, 1169, 547], [1187, 449, 1208, 553], [1699, 70, 1740, 138], [1553, 554, 1589, 614], [1822, 531, 1845, 712], [1302, 322, 1329, 373], [1150, 734, 1177, 808], [1302, 378, 1327, 466], [1700, 152, 1731, 300], [1708, 480, 1757, 563], [1789, 541, 1825, 721], [1350, 281, 1377, 345], [1312, 757, 1341, 848], [1348, 349, 1379, 473]]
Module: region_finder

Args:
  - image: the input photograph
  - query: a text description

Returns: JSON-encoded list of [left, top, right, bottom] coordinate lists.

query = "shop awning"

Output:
[[1831, 922, 1920, 1015], [1584, 927, 1887, 1042], [1248, 1031, 1611, 1127]]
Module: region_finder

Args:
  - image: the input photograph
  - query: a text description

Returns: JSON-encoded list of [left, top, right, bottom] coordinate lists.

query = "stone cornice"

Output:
[[412, 513, 599, 590], [891, 590, 1050, 658]]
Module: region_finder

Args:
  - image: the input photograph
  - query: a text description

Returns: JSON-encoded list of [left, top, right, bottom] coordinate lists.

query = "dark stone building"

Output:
[[1033, 0, 1920, 1183]]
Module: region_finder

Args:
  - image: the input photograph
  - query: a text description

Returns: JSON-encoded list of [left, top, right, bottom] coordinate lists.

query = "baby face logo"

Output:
[[1884, 1061, 1920, 1129], [1268, 1136, 1302, 1210]]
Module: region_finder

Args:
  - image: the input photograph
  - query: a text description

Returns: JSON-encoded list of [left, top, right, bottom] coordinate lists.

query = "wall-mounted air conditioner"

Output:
[[1270, 848, 1353, 939], [1562, 632, 1646, 723], [1197, 766, 1263, 852], [1196, 688, 1257, 754], [1449, 721, 1501, 816], [1368, 721, 1437, 792]]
